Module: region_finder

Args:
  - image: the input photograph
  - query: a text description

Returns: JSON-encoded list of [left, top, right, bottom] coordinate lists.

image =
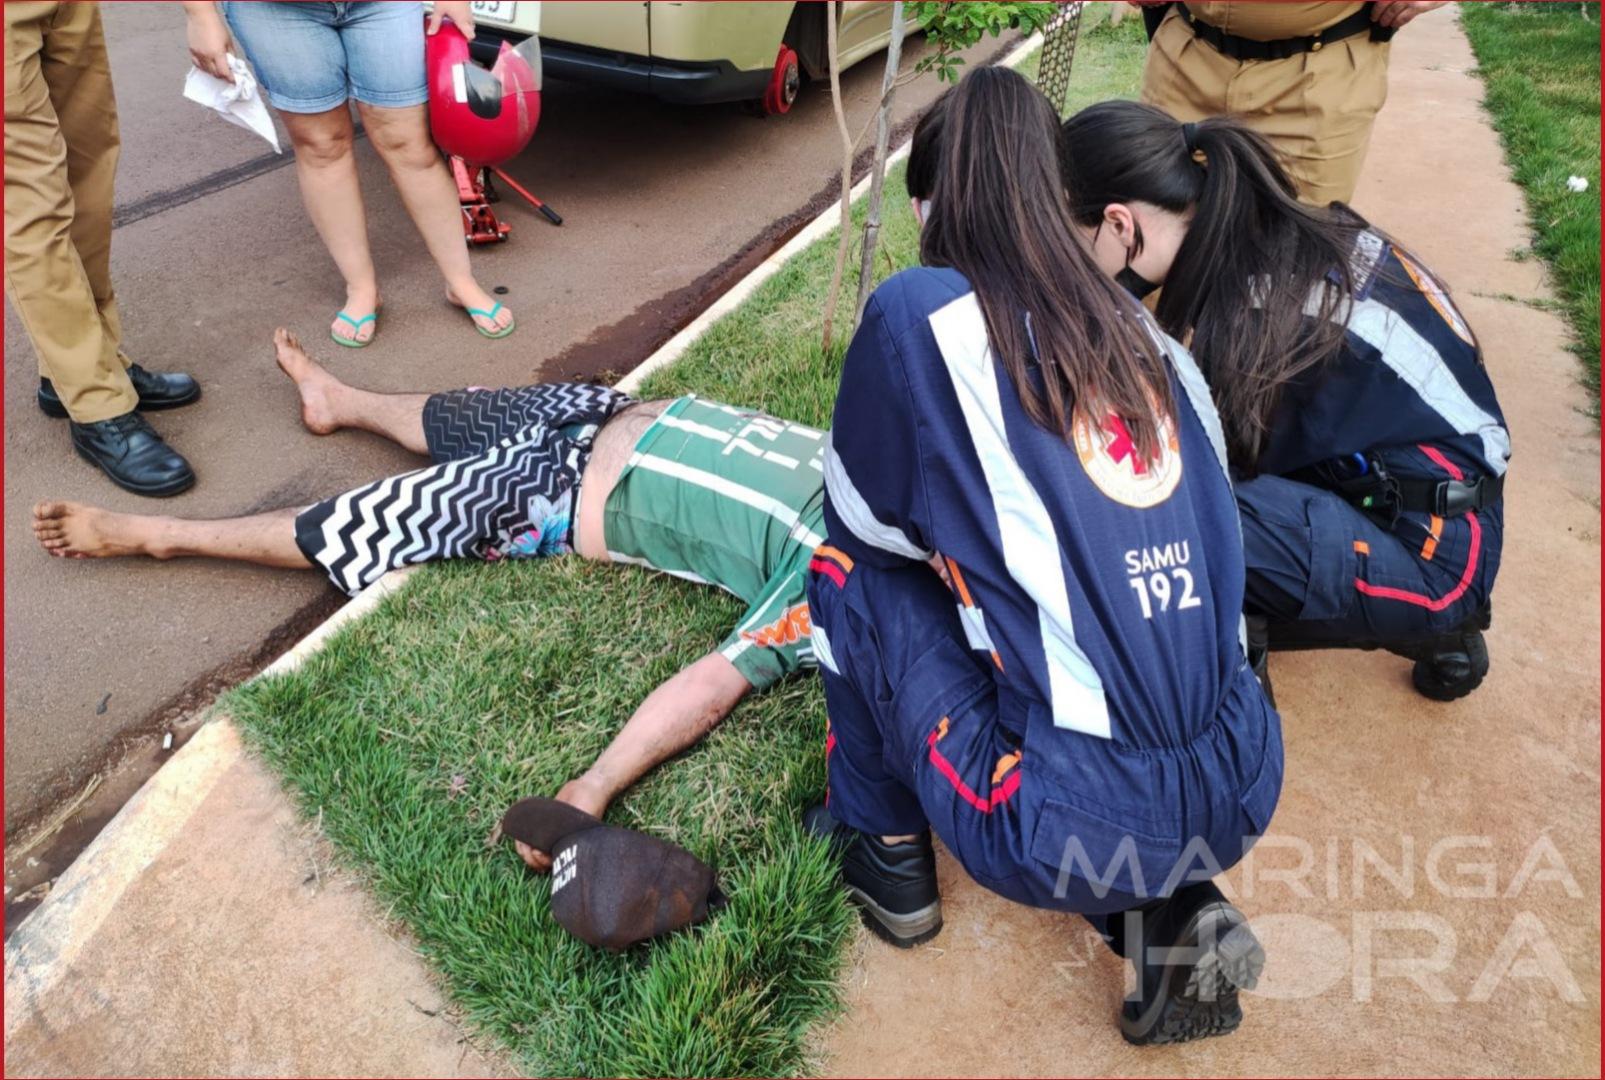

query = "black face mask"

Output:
[[1096, 219, 1160, 300], [1116, 265, 1160, 300]]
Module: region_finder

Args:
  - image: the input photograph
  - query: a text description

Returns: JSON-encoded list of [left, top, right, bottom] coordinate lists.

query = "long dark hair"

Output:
[[908, 68, 1174, 463], [1060, 100, 1367, 470]]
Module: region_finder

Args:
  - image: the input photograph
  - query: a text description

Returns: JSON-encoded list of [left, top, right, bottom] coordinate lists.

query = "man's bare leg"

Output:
[[33, 502, 312, 568], [273, 327, 430, 454]]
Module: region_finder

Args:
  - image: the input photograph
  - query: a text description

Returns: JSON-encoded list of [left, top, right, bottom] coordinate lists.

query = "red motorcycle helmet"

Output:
[[426, 20, 542, 167]]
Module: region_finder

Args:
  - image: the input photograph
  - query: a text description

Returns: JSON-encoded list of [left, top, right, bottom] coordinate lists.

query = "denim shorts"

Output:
[[222, 1, 427, 114]]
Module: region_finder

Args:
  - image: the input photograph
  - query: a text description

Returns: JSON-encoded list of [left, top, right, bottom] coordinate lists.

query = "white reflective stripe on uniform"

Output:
[[629, 453, 825, 547], [721, 637, 753, 665], [822, 434, 933, 561], [811, 624, 840, 673], [957, 604, 996, 655], [1312, 291, 1511, 476], [1151, 322, 1232, 483], [929, 294, 1111, 740]]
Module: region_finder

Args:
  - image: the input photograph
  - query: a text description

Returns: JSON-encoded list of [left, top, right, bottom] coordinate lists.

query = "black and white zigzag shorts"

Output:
[[294, 383, 634, 596]]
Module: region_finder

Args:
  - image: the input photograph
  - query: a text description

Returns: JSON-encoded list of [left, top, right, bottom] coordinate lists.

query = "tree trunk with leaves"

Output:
[[819, 3, 854, 354], [853, 1, 907, 324]]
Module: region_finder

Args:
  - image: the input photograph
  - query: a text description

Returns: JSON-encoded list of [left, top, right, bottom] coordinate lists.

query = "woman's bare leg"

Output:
[[354, 101, 515, 335], [33, 502, 312, 568], [280, 107, 381, 345], [273, 327, 429, 454]]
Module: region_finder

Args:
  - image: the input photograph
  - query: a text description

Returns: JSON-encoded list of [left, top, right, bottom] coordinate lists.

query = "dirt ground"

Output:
[[820, 12, 1601, 1076], [1, 2, 996, 880]]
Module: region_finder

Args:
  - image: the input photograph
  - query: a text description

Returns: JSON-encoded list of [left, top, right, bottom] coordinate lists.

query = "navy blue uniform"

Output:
[[809, 268, 1282, 929], [1237, 230, 1509, 642]]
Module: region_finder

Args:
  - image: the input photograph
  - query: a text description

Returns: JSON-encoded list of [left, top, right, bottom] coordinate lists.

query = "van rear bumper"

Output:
[[471, 31, 770, 105]]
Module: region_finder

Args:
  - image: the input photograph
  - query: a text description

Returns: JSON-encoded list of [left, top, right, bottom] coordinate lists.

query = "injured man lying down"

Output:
[[34, 329, 831, 871]]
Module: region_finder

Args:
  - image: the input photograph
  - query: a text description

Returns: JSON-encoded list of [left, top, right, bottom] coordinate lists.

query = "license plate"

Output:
[[471, 1, 516, 26]]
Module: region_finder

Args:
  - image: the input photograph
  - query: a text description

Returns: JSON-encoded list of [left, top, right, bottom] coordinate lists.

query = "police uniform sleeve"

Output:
[[822, 292, 936, 568]]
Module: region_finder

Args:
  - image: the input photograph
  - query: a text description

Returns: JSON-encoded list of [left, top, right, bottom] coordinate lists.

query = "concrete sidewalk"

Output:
[[3, 573, 519, 1077], [4, 9, 1598, 1078]]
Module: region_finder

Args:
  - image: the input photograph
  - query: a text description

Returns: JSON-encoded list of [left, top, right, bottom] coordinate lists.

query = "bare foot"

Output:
[[446, 283, 515, 336], [273, 327, 344, 436], [32, 501, 156, 559]]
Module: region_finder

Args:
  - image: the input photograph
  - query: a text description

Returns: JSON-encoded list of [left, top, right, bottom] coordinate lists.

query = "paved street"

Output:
[[2, 3, 993, 848]]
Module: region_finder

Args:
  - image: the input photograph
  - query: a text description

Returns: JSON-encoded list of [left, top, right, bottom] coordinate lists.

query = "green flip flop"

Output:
[[466, 301, 516, 340], [331, 309, 378, 348]]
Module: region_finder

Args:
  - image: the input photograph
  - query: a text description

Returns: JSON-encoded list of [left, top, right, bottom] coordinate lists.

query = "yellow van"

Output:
[[464, 1, 902, 114]]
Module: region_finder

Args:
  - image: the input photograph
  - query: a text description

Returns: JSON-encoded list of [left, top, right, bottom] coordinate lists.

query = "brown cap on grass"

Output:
[[500, 797, 724, 951]]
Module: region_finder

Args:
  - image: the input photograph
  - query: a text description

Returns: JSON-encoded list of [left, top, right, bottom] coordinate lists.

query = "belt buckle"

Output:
[[1439, 481, 1475, 517]]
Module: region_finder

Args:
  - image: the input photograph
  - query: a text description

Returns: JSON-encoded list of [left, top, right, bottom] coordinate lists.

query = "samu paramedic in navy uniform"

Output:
[[804, 69, 1282, 1047], [1059, 101, 1509, 701]]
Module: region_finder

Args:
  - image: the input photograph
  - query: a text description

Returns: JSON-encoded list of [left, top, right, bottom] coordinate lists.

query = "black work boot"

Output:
[[1389, 604, 1492, 702], [804, 803, 943, 947], [1118, 880, 1265, 1046], [39, 365, 201, 419], [70, 412, 195, 497]]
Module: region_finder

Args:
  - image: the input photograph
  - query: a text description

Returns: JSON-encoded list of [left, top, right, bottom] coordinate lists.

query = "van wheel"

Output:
[[761, 45, 801, 115]]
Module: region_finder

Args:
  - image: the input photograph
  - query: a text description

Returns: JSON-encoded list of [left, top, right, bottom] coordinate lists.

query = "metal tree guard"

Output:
[[1035, 0, 1085, 115]]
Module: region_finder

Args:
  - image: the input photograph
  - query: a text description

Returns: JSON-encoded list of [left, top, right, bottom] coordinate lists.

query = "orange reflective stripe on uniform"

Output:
[[947, 557, 1005, 672], [814, 544, 855, 572], [991, 749, 1022, 785], [1421, 514, 1443, 561]]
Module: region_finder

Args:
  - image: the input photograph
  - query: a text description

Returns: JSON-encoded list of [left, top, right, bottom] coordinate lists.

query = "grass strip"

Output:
[[1460, 1, 1601, 401]]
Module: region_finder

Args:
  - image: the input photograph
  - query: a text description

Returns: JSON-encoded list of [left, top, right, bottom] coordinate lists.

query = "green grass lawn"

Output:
[[1460, 1, 1602, 400], [222, 19, 1148, 1079]]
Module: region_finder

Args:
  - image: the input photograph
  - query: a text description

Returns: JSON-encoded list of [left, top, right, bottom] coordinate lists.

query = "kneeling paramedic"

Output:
[[805, 69, 1283, 1047]]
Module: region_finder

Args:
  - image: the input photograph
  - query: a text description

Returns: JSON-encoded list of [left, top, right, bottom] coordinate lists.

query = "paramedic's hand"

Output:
[[513, 777, 610, 873], [928, 552, 953, 589], [428, 1, 477, 40], [184, 4, 234, 82], [1370, 1, 1449, 29]]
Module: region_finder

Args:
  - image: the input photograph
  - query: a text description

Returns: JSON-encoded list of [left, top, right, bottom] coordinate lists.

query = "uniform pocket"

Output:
[[1029, 794, 1183, 905], [887, 634, 992, 772], [1300, 493, 1359, 621]]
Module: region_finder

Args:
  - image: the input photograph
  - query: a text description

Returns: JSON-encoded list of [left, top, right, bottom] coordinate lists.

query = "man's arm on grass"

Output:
[[514, 651, 751, 871]]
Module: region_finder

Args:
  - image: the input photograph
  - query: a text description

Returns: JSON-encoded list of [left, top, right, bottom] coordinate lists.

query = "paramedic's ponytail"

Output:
[[1060, 101, 1365, 470], [917, 68, 1174, 464]]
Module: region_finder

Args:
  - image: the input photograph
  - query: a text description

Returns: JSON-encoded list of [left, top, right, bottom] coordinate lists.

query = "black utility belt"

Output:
[[1332, 469, 1504, 519], [1389, 473, 1504, 518], [1176, 3, 1393, 63]]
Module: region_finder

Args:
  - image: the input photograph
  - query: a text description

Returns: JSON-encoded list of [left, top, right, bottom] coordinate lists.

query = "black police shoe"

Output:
[[1119, 880, 1265, 1046], [1389, 604, 1492, 702], [804, 803, 943, 947], [39, 365, 201, 419], [70, 412, 196, 497]]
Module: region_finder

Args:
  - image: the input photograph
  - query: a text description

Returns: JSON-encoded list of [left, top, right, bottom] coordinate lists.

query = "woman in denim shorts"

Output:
[[181, 2, 516, 346]]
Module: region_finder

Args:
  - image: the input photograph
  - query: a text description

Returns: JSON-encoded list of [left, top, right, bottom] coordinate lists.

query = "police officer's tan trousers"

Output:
[[5, 0, 137, 423], [1140, 4, 1391, 206]]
